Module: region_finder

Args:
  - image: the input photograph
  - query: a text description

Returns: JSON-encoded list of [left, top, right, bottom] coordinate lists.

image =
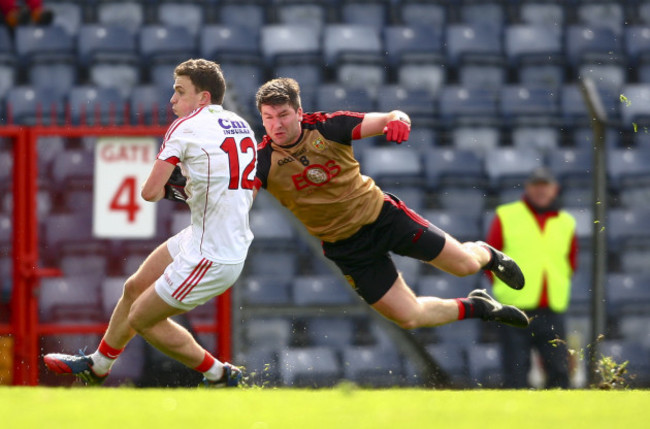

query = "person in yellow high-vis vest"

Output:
[[486, 167, 578, 388]]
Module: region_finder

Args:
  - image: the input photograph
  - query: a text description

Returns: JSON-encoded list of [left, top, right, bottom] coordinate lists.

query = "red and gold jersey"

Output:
[[255, 111, 385, 242]]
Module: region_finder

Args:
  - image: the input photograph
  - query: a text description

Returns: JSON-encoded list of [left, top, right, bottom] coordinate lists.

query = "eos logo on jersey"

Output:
[[218, 118, 248, 130], [292, 160, 341, 190]]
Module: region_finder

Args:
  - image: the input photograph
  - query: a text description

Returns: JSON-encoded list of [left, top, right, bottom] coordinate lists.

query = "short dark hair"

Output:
[[174, 59, 226, 105], [255, 77, 302, 113]]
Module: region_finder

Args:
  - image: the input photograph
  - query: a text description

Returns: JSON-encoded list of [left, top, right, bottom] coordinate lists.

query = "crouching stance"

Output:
[[43, 59, 257, 387]]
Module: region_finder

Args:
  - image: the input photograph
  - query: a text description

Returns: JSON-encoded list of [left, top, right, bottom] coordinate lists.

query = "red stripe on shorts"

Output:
[[177, 260, 212, 302], [172, 258, 211, 301]]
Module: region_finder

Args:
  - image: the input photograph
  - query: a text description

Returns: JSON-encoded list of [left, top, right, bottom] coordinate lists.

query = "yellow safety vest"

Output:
[[493, 201, 576, 312]]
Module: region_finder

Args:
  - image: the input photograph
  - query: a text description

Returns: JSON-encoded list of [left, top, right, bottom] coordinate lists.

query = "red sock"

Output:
[[98, 338, 125, 360], [455, 298, 475, 320], [194, 351, 216, 373]]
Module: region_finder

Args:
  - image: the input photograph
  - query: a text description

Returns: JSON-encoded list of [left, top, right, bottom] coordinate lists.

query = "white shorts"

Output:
[[155, 226, 244, 311]]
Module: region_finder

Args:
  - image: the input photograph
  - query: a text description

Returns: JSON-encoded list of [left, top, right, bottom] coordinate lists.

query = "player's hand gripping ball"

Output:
[[164, 165, 188, 203], [383, 119, 411, 144]]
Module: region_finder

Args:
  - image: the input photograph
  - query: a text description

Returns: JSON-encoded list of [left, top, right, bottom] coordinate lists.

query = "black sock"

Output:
[[456, 297, 488, 320]]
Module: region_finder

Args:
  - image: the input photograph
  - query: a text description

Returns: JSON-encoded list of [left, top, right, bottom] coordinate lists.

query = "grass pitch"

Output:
[[1, 387, 647, 428]]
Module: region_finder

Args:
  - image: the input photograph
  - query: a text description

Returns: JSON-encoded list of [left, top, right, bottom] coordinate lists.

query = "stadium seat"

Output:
[[620, 246, 650, 273], [307, 317, 355, 348], [0, 212, 10, 252], [517, 1, 566, 29], [606, 272, 650, 315], [60, 254, 109, 278], [433, 317, 482, 348], [5, 86, 65, 126], [97, 1, 144, 34], [241, 276, 293, 306], [417, 275, 478, 300], [278, 346, 342, 387], [576, 1, 625, 36], [426, 343, 470, 387], [384, 25, 444, 70], [424, 148, 487, 189], [39, 275, 103, 323], [323, 24, 383, 75], [598, 340, 650, 386], [200, 25, 260, 64], [606, 207, 650, 252], [316, 84, 374, 112], [445, 24, 504, 71], [292, 275, 355, 306], [340, 0, 390, 29], [341, 345, 403, 387], [376, 85, 437, 128], [421, 209, 482, 243], [406, 127, 437, 150], [156, 2, 204, 38], [561, 84, 621, 128], [483, 147, 544, 189], [139, 25, 198, 66], [618, 315, 650, 349], [14, 26, 75, 68], [260, 25, 320, 67], [625, 26, 650, 70], [466, 343, 503, 388], [271, 0, 330, 29], [360, 146, 424, 187], [130, 85, 174, 125], [399, 0, 447, 28], [565, 25, 623, 72], [500, 85, 560, 126], [450, 126, 500, 154], [437, 187, 487, 216], [548, 148, 593, 188], [100, 277, 125, 318], [619, 83, 650, 126], [50, 149, 95, 190], [437, 86, 499, 127], [77, 24, 138, 69], [382, 185, 426, 212], [48, 2, 83, 36], [569, 268, 592, 315], [607, 148, 650, 189], [245, 317, 293, 349], [511, 126, 560, 154], [216, 0, 269, 31], [249, 210, 296, 245], [505, 24, 564, 88], [69, 85, 127, 126], [239, 347, 280, 387], [458, 1, 506, 33], [272, 62, 324, 88], [389, 253, 422, 287]]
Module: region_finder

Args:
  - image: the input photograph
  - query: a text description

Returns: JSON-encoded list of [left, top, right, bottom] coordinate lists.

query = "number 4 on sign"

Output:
[[109, 176, 141, 222]]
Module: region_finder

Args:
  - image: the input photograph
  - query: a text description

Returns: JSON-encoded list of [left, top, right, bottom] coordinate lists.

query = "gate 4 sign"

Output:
[[93, 137, 157, 238]]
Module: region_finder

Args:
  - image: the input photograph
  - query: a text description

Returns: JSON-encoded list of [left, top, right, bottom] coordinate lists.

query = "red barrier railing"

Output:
[[3, 123, 232, 385]]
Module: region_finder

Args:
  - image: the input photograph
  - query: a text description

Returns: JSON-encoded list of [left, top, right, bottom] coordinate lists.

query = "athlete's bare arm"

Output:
[[141, 159, 177, 202], [357, 110, 411, 139]]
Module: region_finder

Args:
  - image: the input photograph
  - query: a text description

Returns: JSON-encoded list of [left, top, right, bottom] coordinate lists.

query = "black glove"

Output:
[[163, 165, 188, 203]]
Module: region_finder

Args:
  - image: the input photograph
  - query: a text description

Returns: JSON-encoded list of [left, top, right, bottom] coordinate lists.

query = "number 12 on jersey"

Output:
[[220, 136, 257, 190], [93, 137, 157, 239]]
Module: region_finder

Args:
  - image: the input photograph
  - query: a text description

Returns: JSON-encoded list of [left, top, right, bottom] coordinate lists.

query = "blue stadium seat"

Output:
[[500, 85, 560, 126], [139, 25, 198, 65], [607, 148, 650, 189], [245, 317, 293, 349], [511, 126, 560, 153], [620, 246, 650, 273], [618, 314, 650, 348], [5, 86, 65, 126], [241, 276, 293, 306], [200, 25, 260, 64], [606, 272, 650, 314], [60, 254, 109, 277], [69, 85, 127, 126], [407, 127, 437, 150], [438, 86, 499, 127], [517, 1, 566, 29], [77, 24, 138, 69], [598, 340, 650, 386], [390, 253, 422, 287], [566, 25, 623, 71], [360, 146, 424, 187], [249, 207, 296, 244], [421, 209, 481, 243], [239, 347, 280, 386], [97, 1, 144, 34], [505, 24, 564, 87], [569, 268, 592, 315], [625, 26, 650, 82], [445, 24, 504, 70], [49, 2, 83, 37], [341, 346, 403, 387], [39, 275, 103, 323], [606, 207, 650, 252], [437, 186, 487, 215], [341, 0, 390, 29], [50, 149, 95, 190], [245, 249, 298, 281], [272, 62, 324, 88], [101, 276, 125, 318], [130, 85, 174, 126], [466, 343, 503, 387], [260, 25, 320, 67], [0, 26, 14, 66], [424, 148, 487, 189], [219, 62, 265, 117], [28, 62, 77, 98], [619, 84, 650, 126], [157, 2, 204, 37], [484, 147, 544, 188], [316, 84, 374, 112], [397, 61, 447, 97], [426, 344, 470, 386], [216, 0, 269, 31], [272, 0, 330, 29], [451, 126, 500, 154], [576, 1, 625, 36], [292, 275, 355, 306], [561, 84, 621, 128], [459, 1, 506, 33], [548, 148, 593, 187], [417, 275, 478, 299], [383, 25, 444, 70], [323, 24, 383, 67], [278, 346, 341, 387], [400, 0, 447, 28], [432, 318, 482, 348], [14, 26, 75, 67], [376, 85, 436, 128], [307, 317, 355, 348]]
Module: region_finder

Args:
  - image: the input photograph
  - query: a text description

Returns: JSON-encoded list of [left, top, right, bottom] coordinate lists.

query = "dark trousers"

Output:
[[498, 308, 570, 389]]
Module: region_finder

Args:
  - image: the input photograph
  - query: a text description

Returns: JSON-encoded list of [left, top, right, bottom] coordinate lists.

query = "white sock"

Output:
[[203, 362, 225, 382], [90, 351, 117, 376]]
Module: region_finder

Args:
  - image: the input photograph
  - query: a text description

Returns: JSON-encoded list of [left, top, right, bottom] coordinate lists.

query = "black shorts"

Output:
[[322, 193, 446, 305]]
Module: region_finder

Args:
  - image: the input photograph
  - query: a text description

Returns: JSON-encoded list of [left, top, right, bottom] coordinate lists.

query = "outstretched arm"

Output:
[[357, 110, 411, 143]]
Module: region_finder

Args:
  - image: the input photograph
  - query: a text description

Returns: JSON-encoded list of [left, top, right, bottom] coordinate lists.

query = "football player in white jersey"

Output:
[[43, 59, 257, 387]]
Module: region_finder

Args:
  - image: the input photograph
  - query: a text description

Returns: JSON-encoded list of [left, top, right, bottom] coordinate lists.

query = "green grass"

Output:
[[1, 387, 648, 428]]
